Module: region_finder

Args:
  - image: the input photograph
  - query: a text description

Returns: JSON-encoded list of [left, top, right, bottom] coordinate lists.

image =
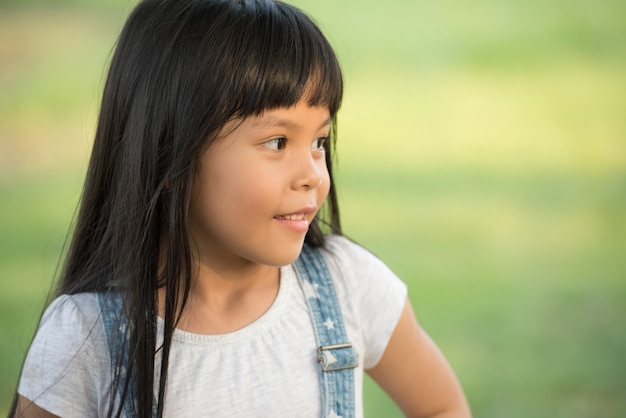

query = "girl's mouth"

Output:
[[273, 212, 311, 233], [274, 213, 306, 221]]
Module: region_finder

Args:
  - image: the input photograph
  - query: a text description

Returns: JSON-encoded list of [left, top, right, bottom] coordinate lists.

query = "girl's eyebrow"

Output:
[[252, 116, 331, 130]]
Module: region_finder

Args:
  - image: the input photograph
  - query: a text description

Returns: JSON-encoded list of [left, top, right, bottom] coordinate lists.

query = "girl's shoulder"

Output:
[[319, 234, 405, 287], [318, 234, 377, 265], [29, 292, 106, 362], [40, 292, 102, 330], [19, 292, 110, 416]]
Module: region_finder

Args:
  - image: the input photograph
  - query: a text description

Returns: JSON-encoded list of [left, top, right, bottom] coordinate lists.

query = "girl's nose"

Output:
[[292, 151, 324, 190]]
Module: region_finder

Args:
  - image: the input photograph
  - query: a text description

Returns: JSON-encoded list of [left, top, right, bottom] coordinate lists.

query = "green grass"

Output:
[[1, 0, 625, 416], [340, 167, 626, 417]]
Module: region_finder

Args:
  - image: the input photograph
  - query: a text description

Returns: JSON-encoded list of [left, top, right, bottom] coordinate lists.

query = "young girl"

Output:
[[12, 0, 470, 417]]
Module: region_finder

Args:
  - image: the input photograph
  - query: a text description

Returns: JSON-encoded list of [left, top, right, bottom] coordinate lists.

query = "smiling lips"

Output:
[[274, 213, 306, 221], [274, 210, 315, 233]]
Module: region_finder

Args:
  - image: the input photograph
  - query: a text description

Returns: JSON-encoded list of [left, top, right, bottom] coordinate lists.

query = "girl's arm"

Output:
[[13, 396, 59, 418], [367, 299, 471, 418]]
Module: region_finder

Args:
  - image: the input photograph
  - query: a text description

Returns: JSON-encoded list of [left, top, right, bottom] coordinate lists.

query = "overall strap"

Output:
[[97, 292, 146, 418], [294, 244, 359, 418]]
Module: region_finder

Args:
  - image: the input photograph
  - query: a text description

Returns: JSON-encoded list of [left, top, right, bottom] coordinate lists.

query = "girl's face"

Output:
[[188, 99, 331, 270]]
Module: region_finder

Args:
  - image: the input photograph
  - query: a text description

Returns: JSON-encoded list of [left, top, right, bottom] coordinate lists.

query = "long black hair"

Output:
[[12, 0, 343, 417]]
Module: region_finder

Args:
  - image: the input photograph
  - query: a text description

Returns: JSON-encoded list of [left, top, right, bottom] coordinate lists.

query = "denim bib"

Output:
[[294, 244, 359, 418], [98, 243, 358, 417]]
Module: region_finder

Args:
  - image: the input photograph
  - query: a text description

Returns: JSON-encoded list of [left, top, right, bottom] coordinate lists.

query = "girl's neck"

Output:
[[158, 262, 280, 335]]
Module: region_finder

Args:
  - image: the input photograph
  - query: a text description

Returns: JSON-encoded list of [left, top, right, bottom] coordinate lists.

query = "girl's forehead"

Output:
[[217, 104, 331, 139], [249, 106, 331, 128]]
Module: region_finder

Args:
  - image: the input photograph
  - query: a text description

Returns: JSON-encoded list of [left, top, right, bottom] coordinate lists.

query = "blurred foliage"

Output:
[[1, 0, 625, 416]]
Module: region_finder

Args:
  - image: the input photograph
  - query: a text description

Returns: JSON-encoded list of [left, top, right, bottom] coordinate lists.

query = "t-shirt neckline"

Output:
[[156, 264, 295, 346]]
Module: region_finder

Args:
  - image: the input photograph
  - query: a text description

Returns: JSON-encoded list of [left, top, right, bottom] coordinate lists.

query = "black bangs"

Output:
[[199, 0, 343, 119], [114, 0, 343, 144]]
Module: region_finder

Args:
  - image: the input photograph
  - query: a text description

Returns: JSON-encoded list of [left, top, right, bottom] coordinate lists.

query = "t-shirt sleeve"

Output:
[[323, 236, 408, 369], [18, 294, 106, 417]]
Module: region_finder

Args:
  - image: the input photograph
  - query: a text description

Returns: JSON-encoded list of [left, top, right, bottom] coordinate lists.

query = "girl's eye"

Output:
[[264, 137, 287, 151], [313, 137, 327, 150]]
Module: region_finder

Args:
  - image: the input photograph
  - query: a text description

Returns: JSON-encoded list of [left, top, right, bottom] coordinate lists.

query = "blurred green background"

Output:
[[1, 0, 625, 416]]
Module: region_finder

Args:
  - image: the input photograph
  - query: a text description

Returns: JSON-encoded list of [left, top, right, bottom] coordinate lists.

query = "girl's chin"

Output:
[[256, 240, 307, 267]]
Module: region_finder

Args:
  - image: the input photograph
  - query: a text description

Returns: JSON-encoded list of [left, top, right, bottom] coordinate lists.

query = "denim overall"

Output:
[[98, 243, 359, 418]]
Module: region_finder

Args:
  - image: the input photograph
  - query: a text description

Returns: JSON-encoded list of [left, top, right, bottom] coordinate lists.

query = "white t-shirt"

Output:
[[19, 235, 407, 417]]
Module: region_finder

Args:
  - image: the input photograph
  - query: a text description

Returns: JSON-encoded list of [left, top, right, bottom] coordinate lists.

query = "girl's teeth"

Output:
[[279, 213, 305, 220]]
